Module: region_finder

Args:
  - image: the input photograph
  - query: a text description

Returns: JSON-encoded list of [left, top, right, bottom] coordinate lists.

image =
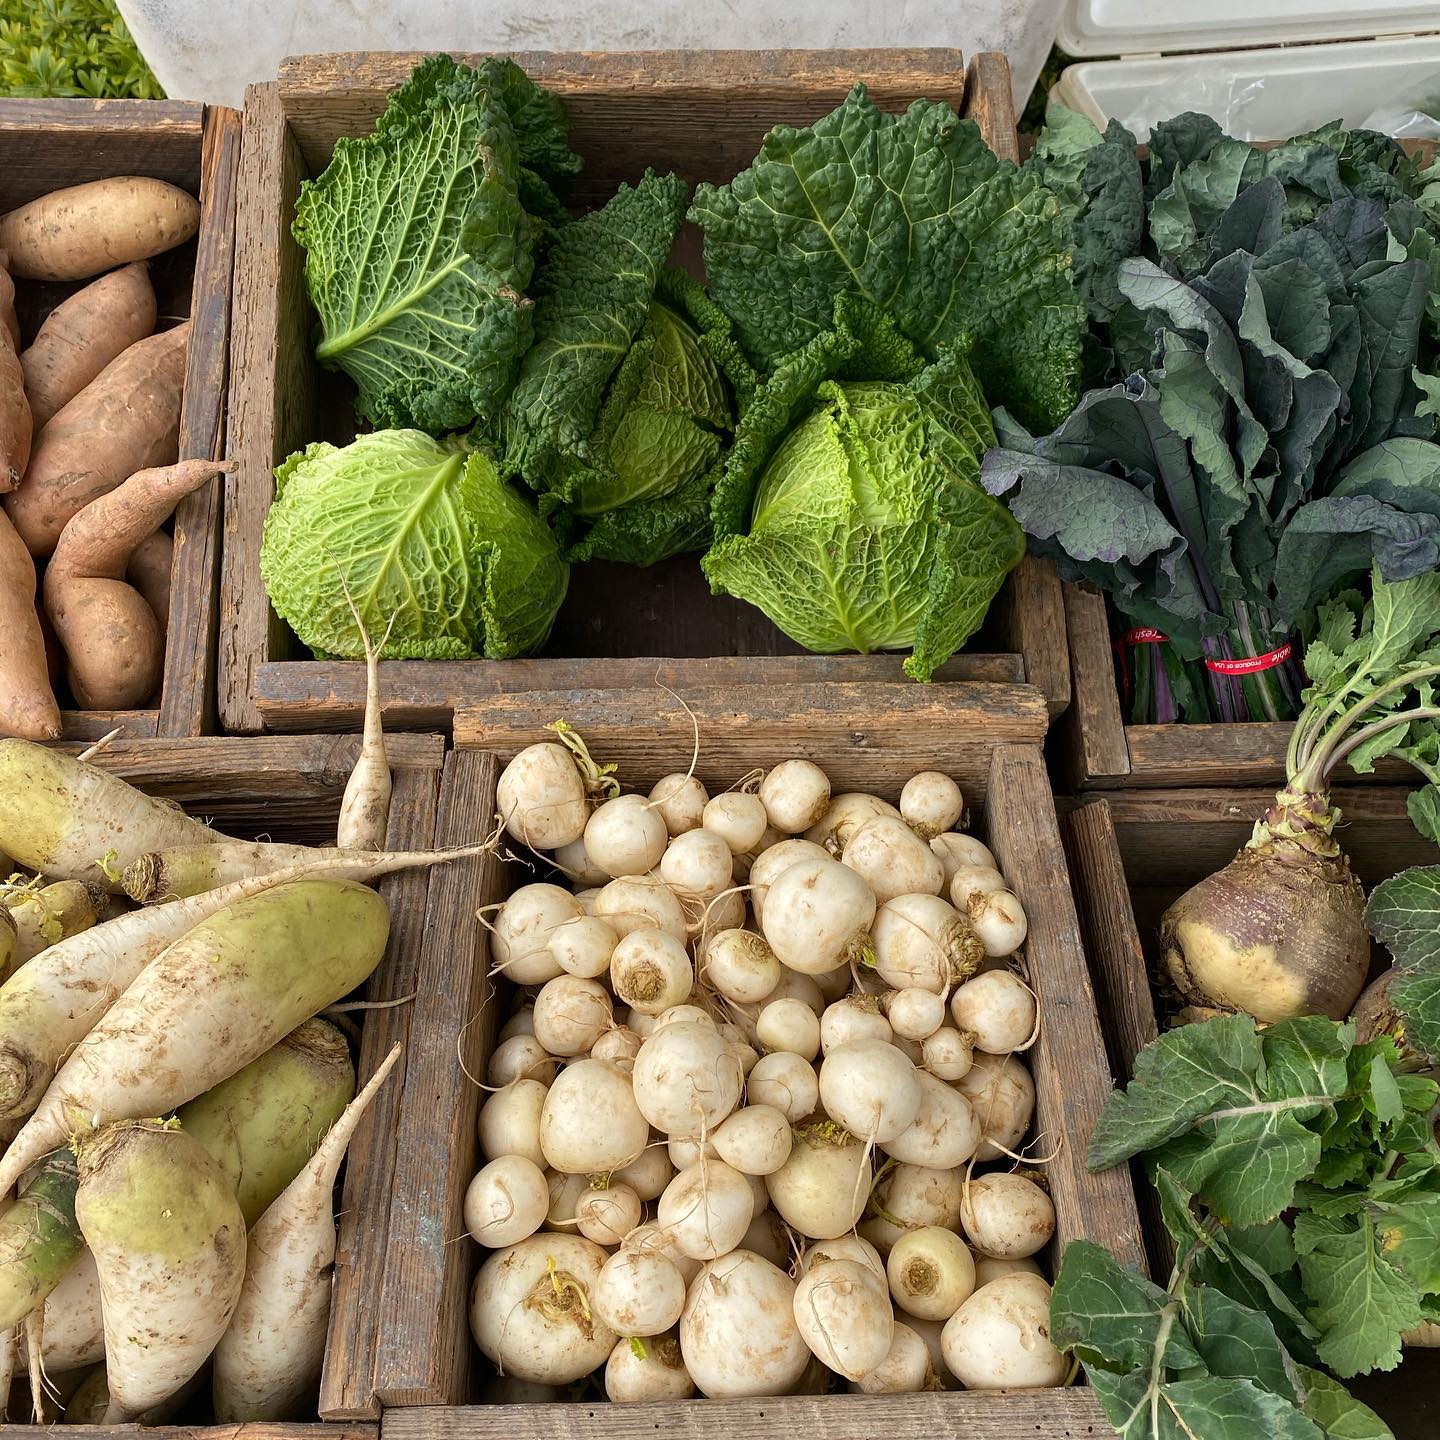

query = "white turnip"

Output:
[[886, 1226, 975, 1321], [498, 1007, 536, 1042], [591, 1025, 642, 1074], [703, 928, 781, 1006], [955, 1053, 1035, 1162], [493, 884, 579, 984], [950, 971, 1037, 1054], [886, 987, 947, 1041], [820, 994, 892, 1051], [792, 1257, 892, 1380], [649, 774, 708, 836], [657, 1003, 713, 1030], [766, 968, 827, 1014], [593, 1247, 686, 1336], [612, 1144, 674, 1202], [713, 1104, 791, 1175], [487, 1035, 557, 1087], [949, 865, 1007, 910], [544, 1170, 591, 1233], [745, 1052, 818, 1124], [852, 1321, 933, 1393], [552, 835, 610, 887], [921, 1025, 975, 1081], [899, 773, 963, 840], [967, 890, 1028, 959], [882, 1072, 980, 1170], [759, 761, 831, 834], [532, 975, 613, 1056], [702, 793, 768, 855], [959, 1173, 1054, 1259], [576, 1184, 642, 1247], [496, 742, 594, 851], [75, 1120, 245, 1422], [471, 1234, 617, 1384], [748, 838, 829, 923], [624, 1221, 703, 1285], [549, 914, 617, 979], [632, 1021, 743, 1136], [539, 1059, 647, 1174], [659, 828, 733, 900], [658, 1159, 754, 1260], [611, 929, 693, 1016], [805, 794, 900, 855], [973, 1255, 1043, 1287], [679, 1250, 809, 1398], [756, 997, 821, 1059], [940, 1273, 1066, 1389], [842, 816, 944, 903], [585, 795, 668, 879], [466, 1155, 549, 1248], [595, 875, 687, 942], [862, 1162, 964, 1256], [819, 1039, 921, 1143], [739, 1208, 792, 1268], [761, 857, 875, 976], [871, 893, 982, 994], [606, 1332, 694, 1401], [766, 1121, 869, 1240], [478, 1079, 547, 1168], [930, 833, 996, 881]]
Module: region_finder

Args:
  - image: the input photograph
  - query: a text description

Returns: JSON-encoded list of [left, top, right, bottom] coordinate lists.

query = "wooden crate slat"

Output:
[[161, 102, 243, 737], [221, 51, 1070, 735], [454, 682, 1049, 801], [1062, 582, 1130, 786], [2, 1427, 377, 1440], [985, 746, 1145, 1275], [382, 1392, 1107, 1439], [375, 751, 504, 1406], [319, 760, 443, 1420], [253, 652, 1028, 731]]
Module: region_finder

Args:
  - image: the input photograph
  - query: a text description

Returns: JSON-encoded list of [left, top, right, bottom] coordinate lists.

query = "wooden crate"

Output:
[[360, 693, 1142, 1429], [1061, 786, 1440, 1434], [216, 48, 1069, 736], [0, 99, 241, 739], [1061, 581, 1416, 789], [0, 733, 493, 1431]]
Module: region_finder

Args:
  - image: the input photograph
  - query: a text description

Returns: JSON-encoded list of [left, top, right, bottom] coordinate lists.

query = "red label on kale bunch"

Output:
[[1116, 627, 1169, 646], [1204, 641, 1294, 677]]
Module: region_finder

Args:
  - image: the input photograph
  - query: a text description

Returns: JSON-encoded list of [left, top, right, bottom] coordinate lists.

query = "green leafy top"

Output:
[[701, 299, 1023, 681], [1085, 1013, 1440, 1380], [1367, 865, 1440, 1065], [0, 0, 161, 98], [690, 85, 1086, 432], [294, 55, 579, 435]]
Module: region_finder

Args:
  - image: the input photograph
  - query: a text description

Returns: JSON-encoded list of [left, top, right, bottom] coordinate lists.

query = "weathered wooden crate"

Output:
[[0, 99, 241, 740], [0, 732, 491, 1433], [1061, 785, 1440, 1433], [352, 693, 1139, 1434], [216, 48, 1069, 736], [1061, 581, 1415, 790]]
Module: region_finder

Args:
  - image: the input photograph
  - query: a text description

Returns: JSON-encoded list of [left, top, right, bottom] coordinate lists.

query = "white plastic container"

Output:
[[1053, 0, 1440, 140]]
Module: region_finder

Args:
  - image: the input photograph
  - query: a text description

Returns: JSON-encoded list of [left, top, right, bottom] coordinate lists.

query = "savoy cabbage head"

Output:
[[261, 430, 567, 661], [703, 302, 1024, 681], [293, 55, 579, 436], [502, 173, 752, 566], [690, 85, 1085, 433]]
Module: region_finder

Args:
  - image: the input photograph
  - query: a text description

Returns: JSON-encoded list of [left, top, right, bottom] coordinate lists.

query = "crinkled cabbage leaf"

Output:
[[703, 302, 1024, 680], [689, 85, 1085, 433], [294, 55, 578, 435], [261, 429, 567, 660]]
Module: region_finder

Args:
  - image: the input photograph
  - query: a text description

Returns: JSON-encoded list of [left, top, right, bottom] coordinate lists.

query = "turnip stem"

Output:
[[1300, 705, 1440, 791], [1292, 663, 1440, 782]]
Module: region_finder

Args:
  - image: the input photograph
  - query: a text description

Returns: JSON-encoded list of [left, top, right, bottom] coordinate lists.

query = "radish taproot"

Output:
[[177, 1018, 356, 1226], [212, 1045, 400, 1420], [0, 1147, 81, 1331], [0, 877, 391, 1192], [2, 879, 100, 963], [74, 1119, 245, 1422]]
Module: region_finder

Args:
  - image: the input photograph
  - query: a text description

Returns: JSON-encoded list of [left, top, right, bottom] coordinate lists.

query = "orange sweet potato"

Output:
[[5, 321, 187, 555], [21, 263, 156, 430], [45, 457, 230, 710], [0, 508, 59, 738], [0, 251, 18, 350], [0, 253, 30, 493], [126, 528, 174, 632]]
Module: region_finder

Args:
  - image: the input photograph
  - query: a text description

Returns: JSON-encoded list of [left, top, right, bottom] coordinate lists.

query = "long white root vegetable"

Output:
[[213, 1043, 401, 1420], [0, 878, 391, 1194], [74, 1120, 245, 1422], [2, 879, 100, 965], [0, 739, 221, 888], [335, 591, 391, 852], [0, 843, 487, 1124], [178, 1018, 355, 1227], [15, 1248, 102, 1374]]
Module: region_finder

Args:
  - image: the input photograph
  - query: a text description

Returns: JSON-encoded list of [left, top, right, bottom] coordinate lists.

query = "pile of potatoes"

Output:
[[0, 175, 228, 737], [466, 739, 1068, 1403]]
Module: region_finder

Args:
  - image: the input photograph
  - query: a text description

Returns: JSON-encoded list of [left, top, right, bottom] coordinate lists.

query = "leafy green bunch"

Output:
[[1069, 1014, 1440, 1392], [1367, 864, 1440, 1067], [1, 0, 161, 99]]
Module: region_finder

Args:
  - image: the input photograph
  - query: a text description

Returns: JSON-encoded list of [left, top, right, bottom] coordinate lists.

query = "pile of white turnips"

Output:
[[466, 734, 1067, 1402]]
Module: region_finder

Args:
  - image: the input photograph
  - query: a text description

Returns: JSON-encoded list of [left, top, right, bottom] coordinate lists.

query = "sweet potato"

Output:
[[45, 458, 230, 710], [20, 264, 156, 430], [126, 528, 173, 630], [0, 179, 199, 283], [4, 322, 187, 556], [0, 254, 29, 494], [0, 510, 59, 740]]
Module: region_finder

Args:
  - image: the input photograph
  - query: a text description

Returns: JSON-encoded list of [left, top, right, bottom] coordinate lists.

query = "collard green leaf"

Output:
[[1295, 1367, 1395, 1440], [1374, 1190, 1440, 1294], [1180, 1284, 1300, 1402], [294, 55, 545, 434], [1391, 966, 1440, 1063], [1090, 1369, 1326, 1440], [1367, 866, 1440, 969], [690, 85, 1085, 430], [1293, 1212, 1423, 1376]]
